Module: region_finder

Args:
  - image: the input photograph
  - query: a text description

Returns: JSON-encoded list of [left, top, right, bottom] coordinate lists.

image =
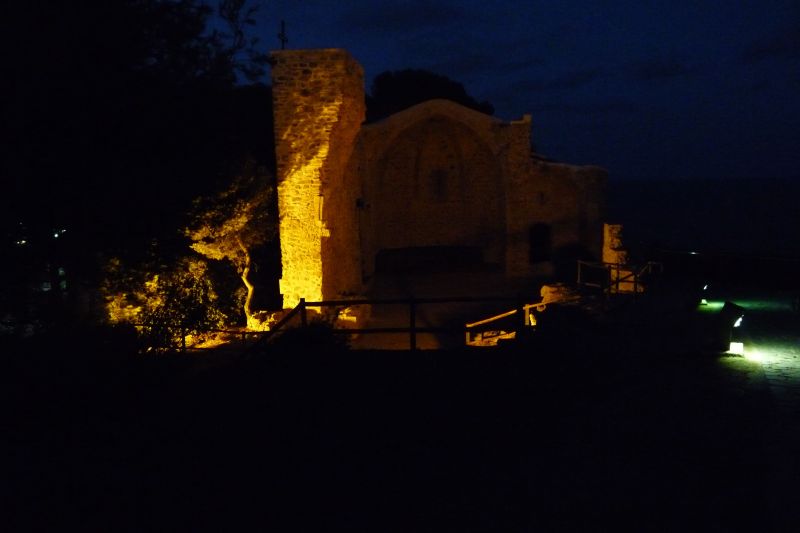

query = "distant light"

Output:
[[53, 233, 59, 239], [703, 284, 708, 291], [60, 228, 66, 234], [15, 239, 27, 246], [733, 317, 743, 328], [698, 299, 725, 312], [690, 251, 699, 255], [728, 342, 744, 356]]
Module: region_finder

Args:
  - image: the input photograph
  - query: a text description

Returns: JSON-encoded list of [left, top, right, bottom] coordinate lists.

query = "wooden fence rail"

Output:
[[246, 295, 529, 352], [133, 287, 606, 353]]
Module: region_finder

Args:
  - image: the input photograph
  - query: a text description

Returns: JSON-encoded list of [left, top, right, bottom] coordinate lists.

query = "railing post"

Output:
[[409, 298, 417, 351], [300, 298, 307, 327]]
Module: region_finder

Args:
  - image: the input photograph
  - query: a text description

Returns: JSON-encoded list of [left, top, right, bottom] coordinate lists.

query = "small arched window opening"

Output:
[[429, 169, 448, 202]]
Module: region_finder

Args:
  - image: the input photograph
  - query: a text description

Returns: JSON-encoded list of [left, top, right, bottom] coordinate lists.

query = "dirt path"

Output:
[[711, 290, 800, 531]]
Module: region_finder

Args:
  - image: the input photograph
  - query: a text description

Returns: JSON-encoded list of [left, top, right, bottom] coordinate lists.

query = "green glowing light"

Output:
[[743, 349, 767, 363], [736, 299, 794, 312], [698, 300, 725, 312]]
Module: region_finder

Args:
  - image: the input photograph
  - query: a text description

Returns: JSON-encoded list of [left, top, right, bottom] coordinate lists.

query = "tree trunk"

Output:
[[237, 237, 256, 327]]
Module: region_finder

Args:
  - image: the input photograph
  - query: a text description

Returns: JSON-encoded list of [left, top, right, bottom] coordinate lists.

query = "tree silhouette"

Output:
[[366, 69, 495, 122], [4, 0, 272, 239], [185, 161, 275, 329], [2, 0, 274, 335]]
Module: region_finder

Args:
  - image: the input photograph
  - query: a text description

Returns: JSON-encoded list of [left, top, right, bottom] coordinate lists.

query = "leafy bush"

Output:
[[102, 255, 237, 352]]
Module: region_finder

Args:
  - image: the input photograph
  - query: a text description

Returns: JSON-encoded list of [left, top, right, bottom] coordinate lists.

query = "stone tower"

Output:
[[270, 49, 366, 308]]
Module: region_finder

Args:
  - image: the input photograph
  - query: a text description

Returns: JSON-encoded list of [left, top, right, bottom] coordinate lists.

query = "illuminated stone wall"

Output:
[[270, 49, 606, 307], [498, 115, 607, 277], [271, 49, 365, 307], [356, 100, 606, 279], [356, 101, 507, 278]]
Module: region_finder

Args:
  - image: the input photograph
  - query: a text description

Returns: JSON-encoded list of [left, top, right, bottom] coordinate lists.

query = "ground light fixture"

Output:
[[707, 295, 797, 365], [721, 301, 746, 356], [727, 342, 745, 356]]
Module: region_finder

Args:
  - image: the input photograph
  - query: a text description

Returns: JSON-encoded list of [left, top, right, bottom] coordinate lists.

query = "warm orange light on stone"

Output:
[[277, 149, 331, 305], [602, 223, 643, 293], [271, 49, 366, 308]]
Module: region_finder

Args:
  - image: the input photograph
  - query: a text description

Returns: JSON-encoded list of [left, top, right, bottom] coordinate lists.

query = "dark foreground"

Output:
[[3, 313, 781, 533]]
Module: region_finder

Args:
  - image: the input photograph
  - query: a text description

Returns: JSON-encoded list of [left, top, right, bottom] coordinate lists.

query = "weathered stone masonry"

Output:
[[271, 48, 607, 308], [271, 49, 365, 307]]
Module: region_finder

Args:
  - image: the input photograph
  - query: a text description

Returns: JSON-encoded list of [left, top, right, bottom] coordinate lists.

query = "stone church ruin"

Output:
[[270, 49, 608, 310]]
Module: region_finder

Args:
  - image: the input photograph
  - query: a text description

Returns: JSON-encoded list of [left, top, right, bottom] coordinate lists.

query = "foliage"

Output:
[[102, 255, 238, 351], [216, 0, 271, 83], [185, 160, 276, 327], [4, 1, 277, 340], [4, 0, 275, 269], [98, 157, 275, 349], [187, 163, 272, 268], [366, 69, 495, 122]]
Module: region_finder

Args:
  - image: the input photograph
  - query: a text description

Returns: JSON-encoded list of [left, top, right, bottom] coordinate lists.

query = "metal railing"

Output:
[[132, 260, 666, 354], [576, 260, 663, 295], [247, 295, 526, 352]]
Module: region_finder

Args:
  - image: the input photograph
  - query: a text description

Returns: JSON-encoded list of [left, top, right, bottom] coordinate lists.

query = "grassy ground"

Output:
[[3, 307, 779, 532]]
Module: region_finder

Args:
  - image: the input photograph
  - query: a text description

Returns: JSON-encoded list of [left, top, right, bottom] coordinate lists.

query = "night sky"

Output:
[[256, 0, 799, 183]]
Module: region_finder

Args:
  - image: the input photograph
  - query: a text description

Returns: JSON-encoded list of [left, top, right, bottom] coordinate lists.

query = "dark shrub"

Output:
[[267, 319, 350, 354]]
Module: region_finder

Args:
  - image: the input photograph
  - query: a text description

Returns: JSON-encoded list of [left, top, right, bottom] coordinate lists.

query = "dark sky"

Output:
[[255, 0, 799, 183]]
